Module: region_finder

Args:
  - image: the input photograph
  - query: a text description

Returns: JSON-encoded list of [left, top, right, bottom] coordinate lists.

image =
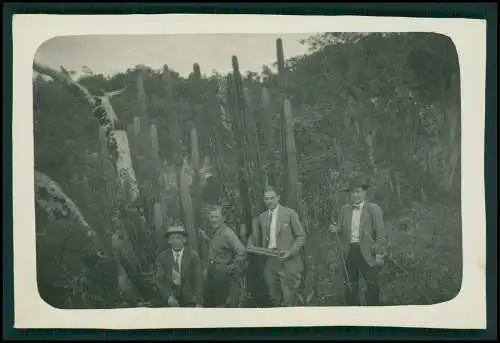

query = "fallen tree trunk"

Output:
[[33, 62, 153, 304], [34, 170, 120, 309], [34, 170, 98, 240], [33, 62, 139, 203]]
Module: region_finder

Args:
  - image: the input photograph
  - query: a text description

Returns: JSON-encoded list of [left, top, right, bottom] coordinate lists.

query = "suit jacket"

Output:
[[337, 201, 387, 266], [155, 247, 203, 306], [248, 205, 306, 274]]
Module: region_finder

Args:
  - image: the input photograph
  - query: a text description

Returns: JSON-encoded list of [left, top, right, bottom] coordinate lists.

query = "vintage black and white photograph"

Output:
[[13, 14, 487, 330]]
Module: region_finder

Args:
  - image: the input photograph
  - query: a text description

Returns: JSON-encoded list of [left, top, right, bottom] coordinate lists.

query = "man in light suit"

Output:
[[330, 176, 387, 306], [247, 187, 306, 307], [155, 225, 204, 307]]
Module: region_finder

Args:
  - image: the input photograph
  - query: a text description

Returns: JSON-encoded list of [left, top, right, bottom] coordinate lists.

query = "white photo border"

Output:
[[12, 14, 487, 330]]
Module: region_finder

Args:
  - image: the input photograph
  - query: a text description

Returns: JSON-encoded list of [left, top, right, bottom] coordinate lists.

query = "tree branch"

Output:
[[103, 88, 126, 99], [33, 61, 139, 203], [35, 170, 95, 235], [33, 62, 96, 107], [33, 61, 159, 303]]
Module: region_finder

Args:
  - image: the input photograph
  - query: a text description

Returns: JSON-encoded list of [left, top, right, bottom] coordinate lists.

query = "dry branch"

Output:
[[33, 61, 139, 203], [33, 61, 153, 302], [33, 62, 96, 105], [34, 170, 96, 237]]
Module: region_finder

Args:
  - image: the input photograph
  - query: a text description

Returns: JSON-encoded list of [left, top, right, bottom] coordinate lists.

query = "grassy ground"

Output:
[[302, 200, 462, 306], [37, 196, 462, 308]]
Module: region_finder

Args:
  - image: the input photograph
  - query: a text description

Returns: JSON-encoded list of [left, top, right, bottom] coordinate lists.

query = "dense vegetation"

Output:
[[34, 32, 462, 308]]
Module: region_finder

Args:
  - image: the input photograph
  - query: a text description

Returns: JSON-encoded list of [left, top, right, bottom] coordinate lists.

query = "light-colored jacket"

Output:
[[248, 205, 306, 274]]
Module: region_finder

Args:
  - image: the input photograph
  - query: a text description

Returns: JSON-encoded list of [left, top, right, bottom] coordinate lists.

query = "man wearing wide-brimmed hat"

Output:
[[330, 174, 387, 306], [155, 225, 203, 307]]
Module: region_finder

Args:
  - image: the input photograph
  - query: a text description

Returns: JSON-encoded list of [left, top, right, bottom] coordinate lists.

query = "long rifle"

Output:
[[332, 226, 353, 295]]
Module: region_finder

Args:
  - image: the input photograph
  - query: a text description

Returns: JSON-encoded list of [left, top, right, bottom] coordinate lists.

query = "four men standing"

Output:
[[155, 174, 387, 308]]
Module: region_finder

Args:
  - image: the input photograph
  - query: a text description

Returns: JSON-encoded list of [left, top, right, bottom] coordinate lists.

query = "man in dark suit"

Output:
[[247, 187, 306, 307], [155, 225, 203, 307], [330, 176, 387, 306]]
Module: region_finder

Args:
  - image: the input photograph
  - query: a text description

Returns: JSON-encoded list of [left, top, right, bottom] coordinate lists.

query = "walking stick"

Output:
[[332, 227, 353, 296]]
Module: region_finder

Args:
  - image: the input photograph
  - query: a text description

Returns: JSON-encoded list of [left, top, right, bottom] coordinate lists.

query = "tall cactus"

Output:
[[260, 86, 279, 188], [242, 88, 259, 168], [276, 38, 300, 212], [282, 99, 300, 212], [243, 87, 265, 199], [228, 56, 266, 241], [190, 126, 204, 260], [152, 201, 164, 253], [135, 67, 156, 192], [179, 157, 198, 250], [136, 66, 149, 132], [190, 64, 204, 253], [276, 38, 290, 202], [149, 123, 162, 201], [276, 39, 307, 294], [229, 60, 249, 231], [150, 123, 163, 194], [204, 73, 229, 207], [151, 122, 166, 242], [129, 115, 154, 226], [162, 65, 183, 221], [191, 63, 204, 140]]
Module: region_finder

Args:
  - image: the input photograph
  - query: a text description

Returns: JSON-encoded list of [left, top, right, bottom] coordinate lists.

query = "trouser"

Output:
[[345, 243, 380, 306], [203, 263, 233, 307], [264, 257, 302, 307], [171, 284, 196, 307], [245, 255, 271, 307]]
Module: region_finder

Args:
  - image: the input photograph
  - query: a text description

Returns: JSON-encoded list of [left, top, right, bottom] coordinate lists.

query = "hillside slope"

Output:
[[304, 200, 462, 306]]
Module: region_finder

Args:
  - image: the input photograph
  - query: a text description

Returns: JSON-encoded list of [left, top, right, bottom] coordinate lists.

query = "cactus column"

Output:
[[162, 65, 183, 222], [282, 99, 300, 212], [179, 157, 198, 251], [276, 38, 300, 212], [276, 38, 307, 296], [190, 64, 204, 255], [228, 57, 260, 240], [260, 87, 279, 189]]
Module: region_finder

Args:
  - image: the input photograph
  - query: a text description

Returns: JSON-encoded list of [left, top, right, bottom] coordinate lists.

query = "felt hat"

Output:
[[165, 225, 188, 237], [342, 174, 371, 192]]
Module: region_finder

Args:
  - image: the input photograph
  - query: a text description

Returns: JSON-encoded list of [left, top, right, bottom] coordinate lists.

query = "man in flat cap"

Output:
[[204, 205, 247, 307], [330, 175, 387, 306], [155, 225, 203, 307]]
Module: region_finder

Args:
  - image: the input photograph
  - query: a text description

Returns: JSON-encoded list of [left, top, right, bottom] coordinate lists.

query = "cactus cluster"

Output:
[[96, 38, 305, 305]]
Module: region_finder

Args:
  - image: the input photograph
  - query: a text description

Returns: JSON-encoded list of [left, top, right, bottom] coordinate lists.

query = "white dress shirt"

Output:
[[267, 205, 280, 249], [350, 201, 364, 243], [172, 248, 184, 286]]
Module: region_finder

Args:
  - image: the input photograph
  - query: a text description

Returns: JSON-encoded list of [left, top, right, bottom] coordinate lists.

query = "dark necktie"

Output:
[[266, 211, 272, 237], [174, 253, 180, 273], [352, 203, 361, 210]]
